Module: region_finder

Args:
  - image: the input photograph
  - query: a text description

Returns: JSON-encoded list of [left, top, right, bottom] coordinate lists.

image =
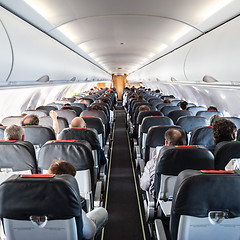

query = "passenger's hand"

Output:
[[50, 110, 57, 119]]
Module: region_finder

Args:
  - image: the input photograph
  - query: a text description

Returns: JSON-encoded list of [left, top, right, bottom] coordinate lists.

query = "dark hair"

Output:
[[179, 101, 188, 110], [209, 114, 221, 126], [139, 105, 150, 112], [163, 99, 172, 104], [48, 160, 76, 176], [213, 118, 237, 144], [208, 106, 218, 111], [165, 128, 186, 146], [91, 105, 104, 111], [21, 114, 39, 126]]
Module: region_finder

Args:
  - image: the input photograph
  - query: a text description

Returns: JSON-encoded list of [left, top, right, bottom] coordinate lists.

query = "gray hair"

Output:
[[4, 125, 25, 141]]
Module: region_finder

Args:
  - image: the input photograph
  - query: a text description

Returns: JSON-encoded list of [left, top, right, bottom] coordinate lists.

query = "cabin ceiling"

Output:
[[0, 0, 238, 75]]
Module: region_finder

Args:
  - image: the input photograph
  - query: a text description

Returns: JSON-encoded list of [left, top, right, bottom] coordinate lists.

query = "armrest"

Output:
[[94, 181, 102, 208], [154, 219, 167, 240], [144, 191, 155, 221], [159, 201, 172, 217]]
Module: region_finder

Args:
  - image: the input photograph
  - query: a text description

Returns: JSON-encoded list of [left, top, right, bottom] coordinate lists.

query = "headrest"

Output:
[[0, 141, 37, 173], [214, 141, 240, 170], [170, 169, 240, 240], [190, 126, 215, 148], [58, 128, 100, 149], [176, 116, 208, 133], [173, 169, 240, 217], [146, 126, 182, 147], [0, 174, 81, 220], [157, 145, 214, 175], [38, 139, 94, 172], [136, 111, 163, 125], [141, 116, 174, 133]]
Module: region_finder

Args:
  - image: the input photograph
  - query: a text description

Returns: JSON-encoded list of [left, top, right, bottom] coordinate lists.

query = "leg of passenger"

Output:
[[86, 207, 108, 236]]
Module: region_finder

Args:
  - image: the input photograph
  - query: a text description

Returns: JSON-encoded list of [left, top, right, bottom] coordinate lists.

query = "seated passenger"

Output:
[[208, 106, 218, 111], [140, 128, 186, 197], [213, 118, 237, 144], [138, 105, 150, 112], [48, 160, 108, 240], [4, 125, 25, 141], [178, 101, 188, 110], [71, 117, 106, 165], [21, 110, 59, 134], [209, 114, 221, 126]]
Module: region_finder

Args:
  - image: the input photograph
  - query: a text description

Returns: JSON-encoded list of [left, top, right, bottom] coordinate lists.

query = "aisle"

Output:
[[102, 106, 150, 240]]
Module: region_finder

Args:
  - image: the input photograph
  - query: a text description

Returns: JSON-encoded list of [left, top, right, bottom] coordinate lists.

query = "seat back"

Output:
[[24, 110, 48, 117], [196, 110, 222, 120], [39, 116, 69, 132], [161, 106, 181, 116], [23, 126, 56, 148], [0, 174, 82, 240], [214, 141, 240, 169], [56, 110, 77, 124], [224, 117, 240, 129], [71, 103, 87, 110], [36, 105, 58, 114], [190, 126, 215, 152], [144, 125, 182, 163], [187, 106, 207, 115], [0, 141, 37, 173], [58, 128, 101, 177], [167, 110, 193, 124], [140, 116, 174, 155], [155, 145, 214, 200], [47, 103, 63, 110], [2, 116, 24, 126], [156, 103, 172, 111], [176, 116, 208, 134], [38, 140, 94, 210], [0, 126, 5, 140], [67, 106, 83, 116], [82, 116, 105, 147], [170, 170, 240, 240]]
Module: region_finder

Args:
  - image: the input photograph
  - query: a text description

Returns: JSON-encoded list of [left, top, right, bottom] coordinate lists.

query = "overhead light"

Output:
[[157, 44, 168, 53], [58, 25, 79, 43], [88, 52, 97, 58], [148, 52, 156, 58], [78, 43, 90, 53], [172, 25, 192, 42]]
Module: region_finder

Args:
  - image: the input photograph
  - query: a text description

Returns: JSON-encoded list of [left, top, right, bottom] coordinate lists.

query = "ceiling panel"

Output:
[[0, 0, 238, 75]]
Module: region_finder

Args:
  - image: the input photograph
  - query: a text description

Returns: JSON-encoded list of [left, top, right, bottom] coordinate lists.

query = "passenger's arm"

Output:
[[140, 163, 151, 191], [49, 110, 59, 134], [82, 210, 96, 240]]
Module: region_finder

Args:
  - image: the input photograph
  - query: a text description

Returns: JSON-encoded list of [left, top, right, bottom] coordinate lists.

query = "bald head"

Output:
[[165, 128, 186, 146], [71, 117, 86, 128]]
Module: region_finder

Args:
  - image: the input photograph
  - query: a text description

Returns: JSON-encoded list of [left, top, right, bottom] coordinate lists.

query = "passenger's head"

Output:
[[179, 101, 188, 110], [165, 128, 186, 146], [4, 125, 25, 141], [21, 114, 39, 126], [71, 117, 86, 128], [212, 118, 237, 144], [48, 160, 76, 176], [209, 114, 221, 126], [139, 105, 150, 112], [91, 105, 104, 111], [163, 99, 171, 104], [208, 106, 218, 111]]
